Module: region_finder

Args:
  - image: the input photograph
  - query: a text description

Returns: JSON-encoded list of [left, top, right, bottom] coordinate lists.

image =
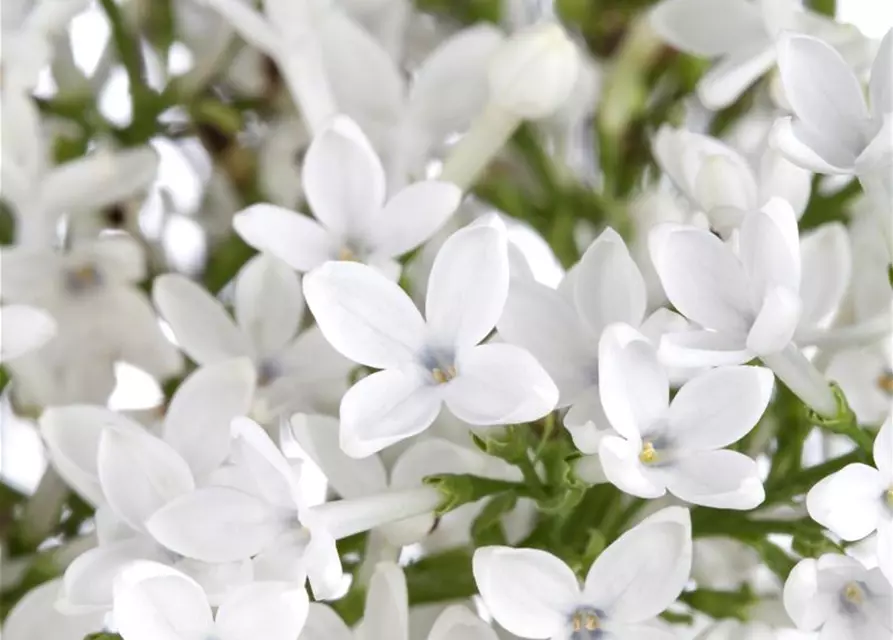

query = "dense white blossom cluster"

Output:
[[0, 1, 891, 639]]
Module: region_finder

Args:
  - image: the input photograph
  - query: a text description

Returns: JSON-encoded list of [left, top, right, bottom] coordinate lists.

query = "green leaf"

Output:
[[423, 474, 524, 516]]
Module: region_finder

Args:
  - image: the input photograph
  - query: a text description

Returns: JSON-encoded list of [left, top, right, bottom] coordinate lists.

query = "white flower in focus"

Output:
[[650, 0, 862, 109], [304, 219, 558, 457], [772, 30, 892, 207], [154, 254, 351, 422], [234, 116, 462, 279], [783, 554, 892, 639], [807, 415, 893, 582], [652, 125, 812, 236], [0, 305, 56, 362], [473, 506, 692, 639], [112, 561, 308, 640], [589, 323, 771, 509]]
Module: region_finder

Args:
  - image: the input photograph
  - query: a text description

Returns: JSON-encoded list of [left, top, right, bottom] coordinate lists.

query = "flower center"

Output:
[[431, 365, 457, 384], [639, 441, 658, 464], [877, 370, 893, 396], [257, 359, 282, 386], [570, 608, 603, 639], [337, 246, 358, 261], [884, 487, 893, 509], [65, 264, 103, 293], [843, 581, 865, 606]]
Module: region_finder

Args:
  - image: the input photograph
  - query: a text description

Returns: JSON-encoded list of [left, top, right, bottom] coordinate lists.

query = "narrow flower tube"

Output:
[[307, 487, 443, 541], [798, 315, 892, 352], [761, 344, 838, 417]]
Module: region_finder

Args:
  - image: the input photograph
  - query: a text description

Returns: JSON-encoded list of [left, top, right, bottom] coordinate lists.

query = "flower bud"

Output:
[[487, 22, 581, 119]]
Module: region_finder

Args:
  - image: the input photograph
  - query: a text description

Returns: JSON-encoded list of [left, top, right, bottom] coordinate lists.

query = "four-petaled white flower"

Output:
[[589, 323, 771, 509], [233, 116, 462, 280], [304, 218, 559, 458], [473, 506, 692, 640], [783, 553, 893, 639], [773, 29, 892, 208], [807, 415, 893, 583], [112, 561, 309, 640]]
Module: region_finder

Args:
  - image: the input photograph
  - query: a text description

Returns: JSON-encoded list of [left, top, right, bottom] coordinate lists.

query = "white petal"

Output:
[[4, 579, 105, 640], [233, 204, 334, 272], [878, 522, 893, 586], [231, 416, 301, 509], [874, 416, 893, 482], [303, 261, 426, 369], [758, 147, 813, 218], [339, 367, 443, 458], [649, 224, 752, 334], [361, 563, 409, 640], [798, 223, 851, 330], [806, 464, 885, 541], [563, 391, 612, 455], [745, 286, 801, 356], [783, 559, 832, 631], [658, 330, 752, 368], [694, 154, 758, 214], [302, 115, 386, 237], [215, 582, 309, 640], [497, 277, 594, 405], [40, 406, 141, 506], [164, 358, 256, 478], [770, 117, 856, 174], [301, 604, 353, 640], [583, 505, 692, 622], [649, 0, 764, 57], [234, 254, 304, 357], [443, 343, 558, 425], [0, 304, 55, 361], [288, 413, 388, 499], [777, 34, 871, 153], [574, 228, 647, 339], [598, 323, 669, 441], [472, 546, 579, 638], [426, 223, 509, 348], [668, 365, 774, 450], [369, 181, 462, 258], [665, 450, 765, 509], [304, 527, 344, 600], [697, 45, 776, 110], [146, 487, 288, 563], [153, 274, 252, 365], [98, 427, 195, 532], [110, 289, 184, 380], [738, 198, 801, 301], [427, 605, 499, 640], [825, 349, 890, 425], [91, 235, 147, 284], [870, 29, 892, 120], [598, 436, 666, 499]]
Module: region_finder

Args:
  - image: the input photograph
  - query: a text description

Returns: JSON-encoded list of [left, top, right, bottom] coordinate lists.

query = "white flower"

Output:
[[590, 323, 771, 509], [154, 254, 351, 423], [652, 125, 812, 236], [825, 348, 892, 425], [304, 219, 558, 457], [1, 579, 105, 640], [473, 506, 692, 639], [1, 236, 182, 407], [650, 0, 862, 109], [772, 29, 892, 205], [0, 304, 56, 362], [783, 554, 892, 639], [112, 561, 308, 640], [234, 116, 462, 279], [807, 415, 893, 582]]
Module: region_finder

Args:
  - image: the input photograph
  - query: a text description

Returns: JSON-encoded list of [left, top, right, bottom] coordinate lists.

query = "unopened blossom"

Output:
[[807, 415, 893, 582], [652, 125, 811, 236], [773, 30, 893, 208], [650, 0, 862, 109], [650, 198, 839, 416], [304, 219, 558, 457], [112, 561, 308, 640], [474, 506, 692, 639], [0, 305, 55, 362], [590, 323, 771, 509], [234, 116, 462, 279], [154, 254, 351, 422], [783, 554, 892, 639], [1, 235, 182, 407]]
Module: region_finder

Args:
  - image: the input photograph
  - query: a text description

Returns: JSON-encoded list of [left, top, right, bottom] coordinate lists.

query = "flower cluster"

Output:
[[0, 1, 891, 640]]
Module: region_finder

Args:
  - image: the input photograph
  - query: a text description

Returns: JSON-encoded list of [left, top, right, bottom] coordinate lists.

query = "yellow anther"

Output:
[[337, 247, 357, 261], [877, 371, 893, 395], [584, 613, 599, 630], [885, 488, 893, 508], [639, 441, 657, 464], [572, 614, 582, 631], [431, 366, 457, 384], [843, 582, 864, 605]]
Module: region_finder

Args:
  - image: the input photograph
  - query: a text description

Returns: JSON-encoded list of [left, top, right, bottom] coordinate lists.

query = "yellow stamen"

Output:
[[639, 441, 657, 464], [584, 613, 599, 630], [572, 614, 582, 631], [337, 247, 357, 261], [885, 488, 893, 508], [431, 366, 457, 384], [877, 371, 893, 395], [843, 582, 864, 605]]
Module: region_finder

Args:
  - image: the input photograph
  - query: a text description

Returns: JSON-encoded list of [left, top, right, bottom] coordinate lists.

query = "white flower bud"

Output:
[[487, 22, 580, 119]]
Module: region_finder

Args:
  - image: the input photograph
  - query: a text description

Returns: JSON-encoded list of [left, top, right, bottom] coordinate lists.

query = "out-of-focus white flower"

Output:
[[234, 116, 462, 279], [473, 506, 691, 639], [650, 0, 863, 109], [783, 554, 892, 638], [772, 30, 892, 208], [257, 116, 312, 209], [807, 415, 893, 582], [112, 561, 308, 640], [1, 579, 105, 640], [588, 323, 771, 509], [825, 348, 892, 425], [154, 254, 351, 423], [304, 219, 558, 458], [0, 304, 56, 362]]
